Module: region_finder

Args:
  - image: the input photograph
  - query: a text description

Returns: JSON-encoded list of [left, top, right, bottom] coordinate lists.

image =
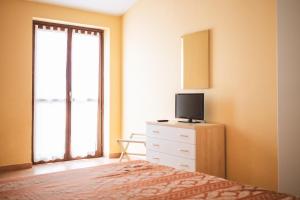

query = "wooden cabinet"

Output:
[[146, 121, 225, 178]]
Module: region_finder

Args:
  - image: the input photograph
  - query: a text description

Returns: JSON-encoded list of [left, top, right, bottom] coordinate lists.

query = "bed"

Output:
[[0, 160, 297, 199]]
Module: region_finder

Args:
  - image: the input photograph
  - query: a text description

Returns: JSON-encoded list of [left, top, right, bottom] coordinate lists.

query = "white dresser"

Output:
[[146, 121, 225, 178]]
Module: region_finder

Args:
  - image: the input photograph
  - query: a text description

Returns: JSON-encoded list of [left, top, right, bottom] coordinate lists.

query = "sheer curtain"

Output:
[[71, 30, 100, 158], [33, 26, 67, 162]]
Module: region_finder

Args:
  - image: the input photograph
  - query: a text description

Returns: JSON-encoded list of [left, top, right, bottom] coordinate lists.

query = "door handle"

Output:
[[179, 134, 189, 138], [68, 91, 73, 102], [179, 164, 189, 168], [151, 143, 160, 148], [179, 149, 189, 153]]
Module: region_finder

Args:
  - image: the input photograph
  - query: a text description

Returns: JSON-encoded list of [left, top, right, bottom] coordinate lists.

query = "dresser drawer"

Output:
[[146, 124, 195, 144], [147, 150, 195, 171], [147, 137, 195, 159], [147, 150, 161, 164]]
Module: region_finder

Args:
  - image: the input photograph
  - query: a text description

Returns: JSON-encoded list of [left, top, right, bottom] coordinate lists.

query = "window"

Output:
[[33, 21, 103, 163]]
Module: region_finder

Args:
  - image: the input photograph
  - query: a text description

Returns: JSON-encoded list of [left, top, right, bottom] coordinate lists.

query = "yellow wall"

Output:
[[0, 0, 122, 166], [123, 0, 277, 190]]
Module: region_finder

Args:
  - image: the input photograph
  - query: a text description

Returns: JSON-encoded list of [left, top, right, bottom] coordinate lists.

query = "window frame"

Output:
[[32, 20, 104, 164]]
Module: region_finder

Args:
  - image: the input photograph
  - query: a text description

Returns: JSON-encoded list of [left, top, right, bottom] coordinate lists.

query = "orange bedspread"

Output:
[[0, 160, 297, 200]]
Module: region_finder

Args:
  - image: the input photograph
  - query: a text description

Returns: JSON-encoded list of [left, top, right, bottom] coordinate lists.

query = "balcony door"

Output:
[[33, 21, 103, 163]]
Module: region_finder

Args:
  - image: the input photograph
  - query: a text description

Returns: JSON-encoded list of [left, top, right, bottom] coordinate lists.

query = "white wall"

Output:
[[277, 0, 300, 196]]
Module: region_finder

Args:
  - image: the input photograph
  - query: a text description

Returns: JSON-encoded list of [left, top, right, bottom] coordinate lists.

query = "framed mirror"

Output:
[[181, 30, 209, 89]]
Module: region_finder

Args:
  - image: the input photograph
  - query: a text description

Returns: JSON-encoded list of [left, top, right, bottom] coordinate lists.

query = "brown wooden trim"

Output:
[[33, 20, 103, 34], [0, 163, 32, 172], [100, 32, 104, 156], [31, 21, 35, 164], [109, 153, 121, 159], [65, 28, 72, 160], [96, 32, 104, 157]]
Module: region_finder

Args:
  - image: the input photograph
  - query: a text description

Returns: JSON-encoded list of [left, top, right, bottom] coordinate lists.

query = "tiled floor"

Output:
[[0, 157, 121, 180]]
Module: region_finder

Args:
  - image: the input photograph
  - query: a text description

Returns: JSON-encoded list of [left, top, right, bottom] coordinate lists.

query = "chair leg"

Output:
[[118, 141, 130, 162], [119, 152, 125, 162]]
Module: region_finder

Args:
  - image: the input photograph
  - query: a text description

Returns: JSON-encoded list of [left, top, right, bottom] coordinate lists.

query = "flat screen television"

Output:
[[175, 93, 204, 123]]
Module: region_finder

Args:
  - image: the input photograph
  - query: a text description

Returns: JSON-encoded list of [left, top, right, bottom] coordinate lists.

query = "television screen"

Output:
[[175, 93, 204, 122]]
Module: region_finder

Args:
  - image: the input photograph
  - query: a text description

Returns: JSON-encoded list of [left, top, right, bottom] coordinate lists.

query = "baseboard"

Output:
[[0, 163, 32, 172], [109, 153, 121, 158]]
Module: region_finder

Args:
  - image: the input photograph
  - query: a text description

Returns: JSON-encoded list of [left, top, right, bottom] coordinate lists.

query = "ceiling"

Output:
[[29, 0, 138, 16]]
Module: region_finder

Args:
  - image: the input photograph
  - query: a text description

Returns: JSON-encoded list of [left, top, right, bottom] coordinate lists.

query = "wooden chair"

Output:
[[117, 133, 146, 162]]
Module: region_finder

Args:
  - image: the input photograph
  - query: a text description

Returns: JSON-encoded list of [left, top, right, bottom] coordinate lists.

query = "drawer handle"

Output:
[[152, 157, 160, 160], [152, 130, 160, 133], [152, 143, 160, 147], [179, 164, 189, 168], [179, 149, 189, 153], [179, 134, 189, 138]]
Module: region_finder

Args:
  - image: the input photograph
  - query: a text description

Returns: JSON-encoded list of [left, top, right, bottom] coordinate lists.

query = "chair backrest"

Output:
[[130, 133, 145, 140]]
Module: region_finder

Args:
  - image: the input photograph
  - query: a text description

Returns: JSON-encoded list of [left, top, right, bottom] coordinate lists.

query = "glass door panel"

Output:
[[70, 31, 100, 158], [33, 28, 67, 162]]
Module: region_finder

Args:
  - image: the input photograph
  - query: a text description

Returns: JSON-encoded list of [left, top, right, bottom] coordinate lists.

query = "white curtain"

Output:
[[34, 26, 67, 162], [71, 30, 99, 158]]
